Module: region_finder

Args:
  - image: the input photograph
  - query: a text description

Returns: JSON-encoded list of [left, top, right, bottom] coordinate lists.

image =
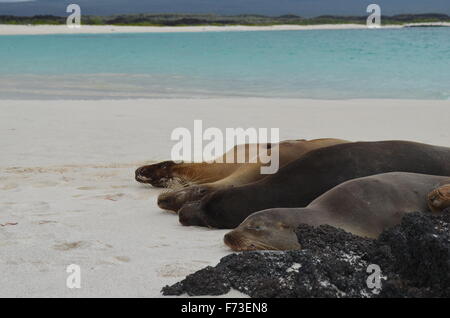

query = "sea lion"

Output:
[[135, 143, 258, 187], [178, 141, 450, 229], [428, 184, 450, 212], [223, 172, 450, 251], [157, 138, 349, 211]]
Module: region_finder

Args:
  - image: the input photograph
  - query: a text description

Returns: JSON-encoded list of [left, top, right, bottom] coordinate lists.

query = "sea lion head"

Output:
[[135, 161, 176, 187], [428, 184, 450, 212], [158, 185, 213, 212], [178, 186, 277, 229], [224, 209, 301, 251]]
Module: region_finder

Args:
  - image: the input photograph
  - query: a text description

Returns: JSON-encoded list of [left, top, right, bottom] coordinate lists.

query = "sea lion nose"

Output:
[[157, 196, 171, 208], [135, 169, 141, 180], [224, 233, 232, 245], [135, 167, 147, 181], [224, 233, 236, 247], [178, 210, 190, 226]]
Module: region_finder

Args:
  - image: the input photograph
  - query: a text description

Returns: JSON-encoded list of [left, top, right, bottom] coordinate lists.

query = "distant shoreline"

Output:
[[1, 22, 449, 35]]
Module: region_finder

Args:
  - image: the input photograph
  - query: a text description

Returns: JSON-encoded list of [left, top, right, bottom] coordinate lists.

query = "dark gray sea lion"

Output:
[[178, 141, 450, 229], [428, 184, 450, 212], [157, 138, 349, 211], [224, 172, 450, 251]]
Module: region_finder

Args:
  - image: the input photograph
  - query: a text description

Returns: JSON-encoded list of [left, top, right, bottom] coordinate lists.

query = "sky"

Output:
[[0, 0, 449, 17]]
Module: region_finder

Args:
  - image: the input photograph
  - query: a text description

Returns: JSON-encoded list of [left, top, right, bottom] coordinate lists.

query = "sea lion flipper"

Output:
[[427, 184, 450, 213]]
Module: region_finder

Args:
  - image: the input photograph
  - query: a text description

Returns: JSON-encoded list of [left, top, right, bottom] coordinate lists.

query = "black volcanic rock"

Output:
[[375, 210, 450, 297], [162, 210, 450, 298]]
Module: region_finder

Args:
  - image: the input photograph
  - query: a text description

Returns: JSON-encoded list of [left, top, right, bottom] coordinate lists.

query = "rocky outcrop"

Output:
[[162, 209, 450, 298]]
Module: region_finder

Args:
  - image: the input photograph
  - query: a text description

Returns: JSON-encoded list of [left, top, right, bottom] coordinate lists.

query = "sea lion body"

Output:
[[157, 138, 349, 211], [135, 143, 258, 187], [179, 141, 450, 229], [224, 172, 450, 251]]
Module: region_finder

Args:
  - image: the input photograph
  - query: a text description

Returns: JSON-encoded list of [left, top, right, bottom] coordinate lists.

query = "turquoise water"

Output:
[[0, 28, 449, 99]]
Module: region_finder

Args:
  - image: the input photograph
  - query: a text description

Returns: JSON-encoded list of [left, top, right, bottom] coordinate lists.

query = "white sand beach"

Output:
[[0, 98, 449, 297], [1, 22, 449, 35]]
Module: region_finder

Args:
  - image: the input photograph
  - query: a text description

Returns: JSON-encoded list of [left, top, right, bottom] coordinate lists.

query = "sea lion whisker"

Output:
[[160, 188, 174, 195], [166, 178, 188, 190], [176, 169, 206, 184], [233, 236, 280, 251], [250, 240, 281, 251]]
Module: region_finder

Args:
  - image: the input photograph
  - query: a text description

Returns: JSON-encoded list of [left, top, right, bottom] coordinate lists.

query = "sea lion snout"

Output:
[[135, 167, 151, 182], [157, 191, 185, 211], [135, 161, 176, 187], [223, 232, 242, 251], [178, 202, 206, 227], [157, 186, 211, 212], [224, 211, 304, 251], [223, 228, 276, 251], [157, 194, 176, 210], [223, 231, 254, 251]]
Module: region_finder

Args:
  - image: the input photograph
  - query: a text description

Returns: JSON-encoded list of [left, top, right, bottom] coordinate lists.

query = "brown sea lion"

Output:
[[157, 138, 349, 211], [428, 184, 450, 212], [135, 143, 260, 187], [224, 172, 450, 251], [178, 141, 450, 229]]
